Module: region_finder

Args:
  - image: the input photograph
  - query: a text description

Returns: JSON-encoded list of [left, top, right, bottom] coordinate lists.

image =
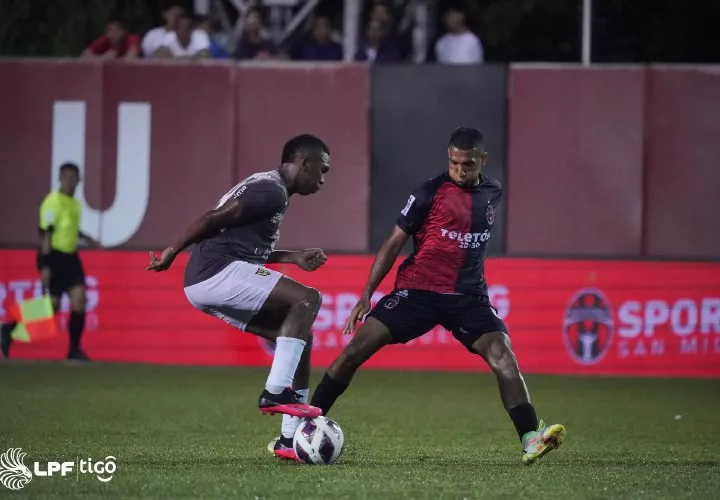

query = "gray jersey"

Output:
[[184, 170, 288, 287]]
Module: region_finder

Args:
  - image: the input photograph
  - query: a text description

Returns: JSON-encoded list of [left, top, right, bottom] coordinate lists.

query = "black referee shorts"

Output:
[[367, 289, 508, 351], [37, 250, 86, 297]]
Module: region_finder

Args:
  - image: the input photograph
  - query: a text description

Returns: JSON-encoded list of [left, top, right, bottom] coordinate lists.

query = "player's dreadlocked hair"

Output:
[[281, 134, 330, 163], [448, 127, 484, 151]]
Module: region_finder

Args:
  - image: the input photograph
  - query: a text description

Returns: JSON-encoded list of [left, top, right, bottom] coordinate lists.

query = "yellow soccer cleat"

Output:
[[521, 419, 566, 465], [267, 436, 280, 454]]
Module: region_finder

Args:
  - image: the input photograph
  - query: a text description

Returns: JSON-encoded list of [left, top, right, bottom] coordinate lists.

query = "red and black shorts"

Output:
[[367, 289, 508, 351]]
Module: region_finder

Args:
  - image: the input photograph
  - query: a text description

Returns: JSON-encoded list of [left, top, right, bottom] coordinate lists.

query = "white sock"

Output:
[[281, 389, 309, 439], [266, 337, 306, 394]]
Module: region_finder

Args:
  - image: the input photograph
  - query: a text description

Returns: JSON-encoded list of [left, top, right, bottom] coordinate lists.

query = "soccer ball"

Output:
[[293, 416, 344, 465]]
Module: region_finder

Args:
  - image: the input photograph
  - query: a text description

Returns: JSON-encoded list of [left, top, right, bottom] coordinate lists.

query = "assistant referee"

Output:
[[1, 162, 99, 361]]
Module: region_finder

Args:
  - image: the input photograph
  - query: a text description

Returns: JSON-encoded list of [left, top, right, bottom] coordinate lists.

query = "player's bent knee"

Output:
[[308, 287, 322, 307], [329, 350, 361, 380], [343, 342, 362, 366], [332, 339, 368, 375], [300, 287, 322, 313]]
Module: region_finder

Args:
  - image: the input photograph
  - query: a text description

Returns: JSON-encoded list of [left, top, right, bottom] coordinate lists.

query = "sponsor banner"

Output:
[[1, 250, 718, 377]]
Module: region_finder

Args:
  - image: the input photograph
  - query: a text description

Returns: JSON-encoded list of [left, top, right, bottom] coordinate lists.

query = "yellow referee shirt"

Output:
[[39, 192, 81, 253]]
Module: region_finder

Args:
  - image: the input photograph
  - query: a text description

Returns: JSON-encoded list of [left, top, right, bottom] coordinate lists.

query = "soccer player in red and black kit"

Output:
[[307, 127, 566, 465]]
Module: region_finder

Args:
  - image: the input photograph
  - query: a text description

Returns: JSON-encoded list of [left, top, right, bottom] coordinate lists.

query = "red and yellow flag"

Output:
[[7, 295, 59, 342]]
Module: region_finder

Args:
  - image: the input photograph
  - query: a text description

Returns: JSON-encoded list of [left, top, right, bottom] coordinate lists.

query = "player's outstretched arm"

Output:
[[267, 249, 327, 271], [361, 226, 409, 299], [342, 225, 409, 334], [146, 199, 251, 272]]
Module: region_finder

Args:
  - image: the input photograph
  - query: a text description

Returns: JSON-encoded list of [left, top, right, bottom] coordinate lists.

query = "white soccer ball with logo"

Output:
[[293, 416, 345, 465]]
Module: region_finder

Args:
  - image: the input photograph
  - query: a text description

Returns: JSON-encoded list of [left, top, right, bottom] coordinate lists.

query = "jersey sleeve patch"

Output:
[[396, 180, 437, 234], [400, 195, 416, 216]]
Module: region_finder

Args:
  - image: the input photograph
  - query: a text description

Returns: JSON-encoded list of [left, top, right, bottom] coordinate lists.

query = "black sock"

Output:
[[310, 373, 349, 416], [508, 403, 539, 440], [68, 311, 85, 353], [1, 322, 16, 356]]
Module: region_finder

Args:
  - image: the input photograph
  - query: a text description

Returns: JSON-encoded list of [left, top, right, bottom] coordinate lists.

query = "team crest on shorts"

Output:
[[255, 267, 271, 277], [486, 203, 495, 225], [384, 290, 407, 309], [384, 296, 400, 310]]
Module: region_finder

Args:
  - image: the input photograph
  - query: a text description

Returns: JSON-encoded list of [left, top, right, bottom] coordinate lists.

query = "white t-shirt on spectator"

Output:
[[435, 31, 484, 64], [142, 27, 172, 57], [160, 30, 210, 57]]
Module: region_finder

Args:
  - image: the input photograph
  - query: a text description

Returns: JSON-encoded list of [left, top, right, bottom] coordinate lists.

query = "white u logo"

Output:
[[51, 101, 151, 247]]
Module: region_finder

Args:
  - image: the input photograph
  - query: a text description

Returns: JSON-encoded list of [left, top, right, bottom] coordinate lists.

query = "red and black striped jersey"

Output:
[[395, 172, 502, 296]]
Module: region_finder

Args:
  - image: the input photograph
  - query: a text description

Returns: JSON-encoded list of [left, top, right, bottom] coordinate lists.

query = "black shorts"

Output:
[[37, 250, 86, 297], [367, 289, 508, 351]]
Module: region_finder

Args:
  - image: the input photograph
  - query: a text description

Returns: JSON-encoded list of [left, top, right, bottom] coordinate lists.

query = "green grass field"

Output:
[[1, 363, 718, 499]]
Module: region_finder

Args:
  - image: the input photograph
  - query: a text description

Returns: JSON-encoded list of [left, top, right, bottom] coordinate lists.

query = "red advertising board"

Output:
[[1, 250, 718, 377]]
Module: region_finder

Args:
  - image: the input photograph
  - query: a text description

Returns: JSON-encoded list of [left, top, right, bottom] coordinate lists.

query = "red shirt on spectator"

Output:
[[87, 34, 140, 57]]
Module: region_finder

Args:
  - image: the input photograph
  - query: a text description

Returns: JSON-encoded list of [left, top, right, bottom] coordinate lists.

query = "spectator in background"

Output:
[[435, 5, 484, 64], [82, 18, 139, 59], [355, 20, 401, 64], [154, 14, 210, 59], [142, 2, 184, 57], [293, 16, 342, 61], [197, 17, 230, 58], [369, 2, 392, 27], [368, 1, 410, 59], [234, 8, 276, 60]]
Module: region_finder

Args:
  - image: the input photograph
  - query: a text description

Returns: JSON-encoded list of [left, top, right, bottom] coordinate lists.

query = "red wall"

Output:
[[507, 67, 645, 256], [643, 67, 720, 259], [0, 60, 717, 259], [0, 60, 370, 252], [234, 66, 370, 252], [2, 250, 719, 377], [507, 65, 720, 259]]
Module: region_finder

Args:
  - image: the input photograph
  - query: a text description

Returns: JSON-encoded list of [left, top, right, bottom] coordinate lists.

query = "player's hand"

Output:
[[343, 295, 371, 335], [146, 247, 177, 272], [295, 248, 327, 272]]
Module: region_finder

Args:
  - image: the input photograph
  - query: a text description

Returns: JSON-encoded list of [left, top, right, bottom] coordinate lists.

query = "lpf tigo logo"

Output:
[[563, 288, 614, 365], [0, 449, 31, 490], [0, 448, 117, 490]]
